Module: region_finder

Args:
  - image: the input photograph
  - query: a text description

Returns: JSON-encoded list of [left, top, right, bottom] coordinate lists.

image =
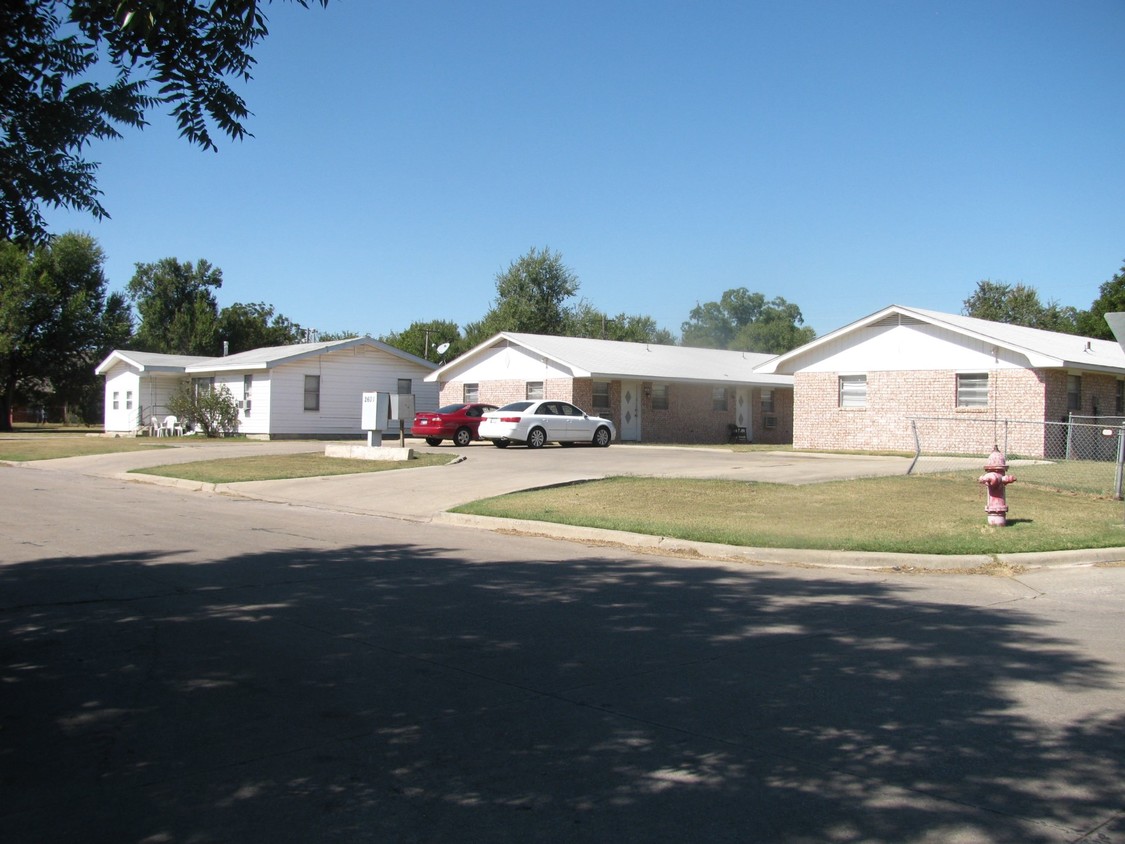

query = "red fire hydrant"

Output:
[[978, 446, 1016, 526]]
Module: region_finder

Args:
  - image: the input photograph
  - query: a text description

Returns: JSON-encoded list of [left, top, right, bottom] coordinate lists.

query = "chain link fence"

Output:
[[907, 415, 1125, 498]]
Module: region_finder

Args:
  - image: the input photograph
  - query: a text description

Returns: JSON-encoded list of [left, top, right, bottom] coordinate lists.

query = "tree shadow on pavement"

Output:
[[1, 542, 1122, 843]]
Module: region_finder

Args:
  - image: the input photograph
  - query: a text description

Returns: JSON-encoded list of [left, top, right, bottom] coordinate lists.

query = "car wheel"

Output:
[[425, 437, 443, 447], [593, 426, 611, 447], [454, 427, 473, 447], [492, 439, 509, 448], [527, 427, 547, 449]]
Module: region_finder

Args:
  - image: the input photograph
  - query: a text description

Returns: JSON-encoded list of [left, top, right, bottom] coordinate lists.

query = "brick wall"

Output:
[[795, 368, 1054, 454], [439, 377, 795, 445]]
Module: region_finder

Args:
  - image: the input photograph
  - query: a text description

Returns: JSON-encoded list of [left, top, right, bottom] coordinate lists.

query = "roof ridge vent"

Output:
[[872, 313, 925, 328]]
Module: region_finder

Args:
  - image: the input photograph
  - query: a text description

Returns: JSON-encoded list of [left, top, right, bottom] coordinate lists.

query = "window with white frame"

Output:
[[463, 383, 479, 402], [651, 383, 669, 410], [125, 390, 133, 410], [711, 386, 727, 411], [304, 375, 320, 411], [839, 375, 867, 408], [526, 381, 544, 400], [956, 373, 988, 408], [112, 391, 119, 410], [760, 389, 774, 414], [592, 381, 610, 410], [243, 374, 253, 416], [193, 376, 214, 396]]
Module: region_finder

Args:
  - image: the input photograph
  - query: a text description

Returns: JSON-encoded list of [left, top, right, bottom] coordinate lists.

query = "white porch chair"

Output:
[[162, 415, 184, 437]]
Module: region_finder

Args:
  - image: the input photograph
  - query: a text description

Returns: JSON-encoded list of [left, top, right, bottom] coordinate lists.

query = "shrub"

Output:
[[168, 384, 240, 438]]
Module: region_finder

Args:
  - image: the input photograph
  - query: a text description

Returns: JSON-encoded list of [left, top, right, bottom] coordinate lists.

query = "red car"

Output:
[[411, 403, 499, 447]]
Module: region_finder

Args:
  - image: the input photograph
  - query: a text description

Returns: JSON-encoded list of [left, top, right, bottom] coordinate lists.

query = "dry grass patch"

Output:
[[453, 475, 1125, 555], [133, 452, 455, 483], [0, 436, 173, 461]]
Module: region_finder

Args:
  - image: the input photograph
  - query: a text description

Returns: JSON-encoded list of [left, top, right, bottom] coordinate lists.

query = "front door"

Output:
[[735, 388, 752, 441], [620, 380, 641, 441]]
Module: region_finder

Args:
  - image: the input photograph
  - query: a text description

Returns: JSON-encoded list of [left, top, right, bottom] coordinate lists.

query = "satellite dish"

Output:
[[436, 342, 451, 355]]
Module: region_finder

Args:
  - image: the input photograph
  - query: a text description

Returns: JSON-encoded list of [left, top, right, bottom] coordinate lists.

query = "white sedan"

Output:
[[478, 400, 616, 449]]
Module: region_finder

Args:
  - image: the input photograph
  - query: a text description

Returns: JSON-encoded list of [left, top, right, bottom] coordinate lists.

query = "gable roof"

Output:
[[96, 336, 436, 377], [95, 349, 213, 375], [427, 332, 793, 386], [756, 304, 1125, 375]]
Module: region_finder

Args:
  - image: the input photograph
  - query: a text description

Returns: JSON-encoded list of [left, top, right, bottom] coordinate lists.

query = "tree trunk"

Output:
[[0, 374, 15, 432]]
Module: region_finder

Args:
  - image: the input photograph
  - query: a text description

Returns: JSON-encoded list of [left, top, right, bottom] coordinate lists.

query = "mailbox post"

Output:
[[390, 394, 415, 448], [361, 392, 389, 447]]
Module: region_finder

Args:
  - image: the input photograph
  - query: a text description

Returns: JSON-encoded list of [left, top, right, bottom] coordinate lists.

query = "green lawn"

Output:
[[452, 474, 1125, 555]]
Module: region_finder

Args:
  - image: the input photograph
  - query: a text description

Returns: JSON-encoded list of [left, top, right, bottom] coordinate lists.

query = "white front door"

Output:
[[620, 380, 641, 441], [735, 388, 752, 441]]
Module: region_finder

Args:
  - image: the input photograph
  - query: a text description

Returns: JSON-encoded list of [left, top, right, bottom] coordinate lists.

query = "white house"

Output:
[[426, 332, 795, 444], [97, 337, 438, 438], [755, 304, 1125, 457]]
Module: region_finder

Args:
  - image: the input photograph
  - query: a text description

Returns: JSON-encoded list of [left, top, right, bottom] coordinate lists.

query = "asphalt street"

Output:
[[2, 441, 1123, 843]]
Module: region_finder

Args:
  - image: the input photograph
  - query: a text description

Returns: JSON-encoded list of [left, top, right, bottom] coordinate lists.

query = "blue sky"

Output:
[[45, 0, 1125, 342]]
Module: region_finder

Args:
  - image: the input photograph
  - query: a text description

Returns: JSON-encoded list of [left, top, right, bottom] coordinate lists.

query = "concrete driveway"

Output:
[[34, 439, 920, 522]]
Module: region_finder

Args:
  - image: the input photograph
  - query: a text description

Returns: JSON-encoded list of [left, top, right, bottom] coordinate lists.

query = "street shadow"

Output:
[[1, 541, 1121, 843]]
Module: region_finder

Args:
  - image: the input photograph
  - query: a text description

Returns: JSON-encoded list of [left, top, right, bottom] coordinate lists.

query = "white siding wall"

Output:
[[794, 324, 1031, 373], [266, 346, 438, 436], [103, 365, 141, 432], [443, 344, 576, 382]]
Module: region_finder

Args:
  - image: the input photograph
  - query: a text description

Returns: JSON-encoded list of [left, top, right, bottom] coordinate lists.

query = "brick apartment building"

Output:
[[426, 332, 795, 445], [755, 305, 1125, 458]]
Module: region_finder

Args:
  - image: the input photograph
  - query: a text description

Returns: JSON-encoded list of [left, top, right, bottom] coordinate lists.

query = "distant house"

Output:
[[97, 337, 438, 438], [425, 332, 794, 444], [755, 304, 1125, 457]]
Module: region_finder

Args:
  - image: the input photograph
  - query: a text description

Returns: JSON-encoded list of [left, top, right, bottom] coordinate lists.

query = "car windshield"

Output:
[[496, 401, 533, 412], [436, 404, 467, 414]]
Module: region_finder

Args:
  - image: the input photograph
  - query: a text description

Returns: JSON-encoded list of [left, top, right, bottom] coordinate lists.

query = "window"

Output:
[[651, 383, 668, 410], [839, 375, 867, 408], [526, 381, 544, 400], [125, 390, 133, 410], [760, 389, 774, 414], [711, 387, 727, 411], [193, 377, 214, 396], [463, 383, 479, 402], [592, 381, 610, 410], [1117, 381, 1123, 415], [397, 378, 411, 395], [112, 391, 119, 410], [1067, 375, 1081, 413], [304, 375, 320, 411], [243, 374, 253, 416], [956, 373, 988, 408]]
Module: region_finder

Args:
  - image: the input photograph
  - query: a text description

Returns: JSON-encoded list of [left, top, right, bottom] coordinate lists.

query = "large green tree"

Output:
[[216, 301, 304, 353], [568, 303, 677, 345], [681, 289, 815, 354], [381, 320, 464, 362], [1075, 262, 1125, 340], [0, 232, 125, 430], [126, 256, 222, 355], [1, 0, 330, 244], [463, 247, 581, 346], [962, 280, 1079, 333]]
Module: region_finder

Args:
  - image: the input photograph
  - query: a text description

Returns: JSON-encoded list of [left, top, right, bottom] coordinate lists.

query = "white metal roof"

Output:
[[95, 350, 213, 375], [756, 304, 1125, 375], [96, 337, 436, 376], [428, 332, 794, 386]]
